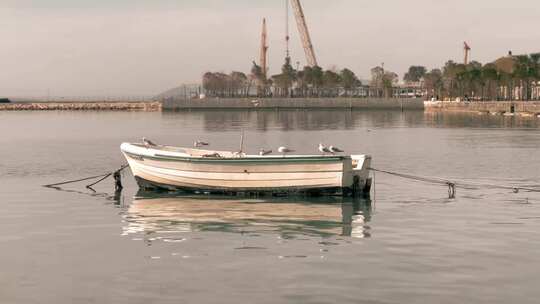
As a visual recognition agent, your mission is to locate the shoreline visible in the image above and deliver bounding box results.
[0,98,426,111]
[424,101,540,117]
[2,99,539,118]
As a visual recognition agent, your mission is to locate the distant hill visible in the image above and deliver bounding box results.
[155,84,201,100]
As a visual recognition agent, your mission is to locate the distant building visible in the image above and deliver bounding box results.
[392,85,425,98]
[0,98,11,103]
[493,51,517,74]
[492,51,539,100]
[403,80,425,89]
[393,79,426,98]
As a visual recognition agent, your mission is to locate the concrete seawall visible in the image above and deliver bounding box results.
[0,101,161,111]
[425,101,540,115]
[162,97,424,110]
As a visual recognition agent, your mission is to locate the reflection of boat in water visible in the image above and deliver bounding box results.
[120,143,372,196]
[122,192,372,239]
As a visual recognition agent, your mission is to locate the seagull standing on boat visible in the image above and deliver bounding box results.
[318,143,331,155]
[329,145,344,154]
[142,137,157,148]
[194,140,209,148]
[278,146,294,156]
[259,149,272,156]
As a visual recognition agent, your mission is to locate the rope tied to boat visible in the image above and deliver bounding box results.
[43,164,129,189]
[369,167,540,198]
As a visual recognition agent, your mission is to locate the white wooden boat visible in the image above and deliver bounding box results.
[120,143,372,196]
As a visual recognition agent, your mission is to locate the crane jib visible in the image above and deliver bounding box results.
[289,0,318,67]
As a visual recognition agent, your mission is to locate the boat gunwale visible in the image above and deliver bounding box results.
[121,143,352,164]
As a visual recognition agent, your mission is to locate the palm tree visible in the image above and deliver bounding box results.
[466,61,483,100]
[322,70,341,97]
[513,55,532,100]
[311,66,324,96]
[202,72,216,96]
[424,69,443,99]
[531,53,540,100]
[230,71,248,97]
[442,60,460,99]
[481,64,499,100]
[403,66,427,84]
[281,57,297,97]
[250,61,265,97]
[340,68,361,97]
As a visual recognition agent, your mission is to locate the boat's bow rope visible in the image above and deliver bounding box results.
[43,164,129,190]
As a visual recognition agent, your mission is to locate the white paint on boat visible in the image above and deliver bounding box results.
[120,143,371,194]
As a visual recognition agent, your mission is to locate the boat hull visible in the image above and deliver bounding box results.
[121,143,371,196]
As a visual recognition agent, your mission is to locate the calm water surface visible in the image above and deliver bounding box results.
[1,110,540,303]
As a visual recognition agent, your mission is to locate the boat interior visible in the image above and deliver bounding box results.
[132,143,239,158]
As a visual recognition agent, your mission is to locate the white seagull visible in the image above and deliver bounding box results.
[259,149,272,156]
[194,140,209,147]
[142,137,157,148]
[318,143,332,155]
[329,145,344,154]
[278,146,295,156]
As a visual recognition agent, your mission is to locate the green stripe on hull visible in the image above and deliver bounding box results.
[125,152,345,164]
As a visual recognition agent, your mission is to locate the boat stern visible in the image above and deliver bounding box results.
[344,155,372,196]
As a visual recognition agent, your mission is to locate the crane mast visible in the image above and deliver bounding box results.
[260,18,268,79]
[289,0,318,67]
[464,42,471,65]
[285,0,290,59]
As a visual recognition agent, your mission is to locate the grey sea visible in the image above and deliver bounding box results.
[1,110,540,304]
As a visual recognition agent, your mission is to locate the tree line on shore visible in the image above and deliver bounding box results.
[202,52,540,100]
[419,52,540,101]
[203,58,366,98]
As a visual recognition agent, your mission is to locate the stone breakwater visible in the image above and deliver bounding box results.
[0,101,162,111]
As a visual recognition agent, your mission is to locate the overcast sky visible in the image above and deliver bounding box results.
[1,0,539,97]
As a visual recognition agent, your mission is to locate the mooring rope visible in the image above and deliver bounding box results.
[43,164,129,188]
[369,168,540,194]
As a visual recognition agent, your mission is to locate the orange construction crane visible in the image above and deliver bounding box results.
[260,18,268,79]
[464,42,471,65]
